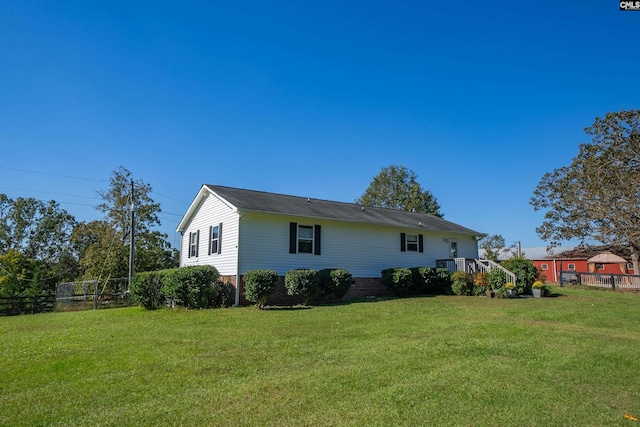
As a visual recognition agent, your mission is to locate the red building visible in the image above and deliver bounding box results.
[491,246,636,283]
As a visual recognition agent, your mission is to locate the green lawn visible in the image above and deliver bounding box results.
[1,286,639,426]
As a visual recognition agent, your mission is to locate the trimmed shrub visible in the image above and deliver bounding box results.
[501,257,537,295]
[451,271,472,296]
[410,267,452,295]
[162,265,220,309]
[431,267,453,294]
[381,268,413,296]
[130,271,165,310]
[244,270,278,309]
[284,269,319,305]
[318,269,353,301]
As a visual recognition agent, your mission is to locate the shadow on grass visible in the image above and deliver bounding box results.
[261,305,313,311]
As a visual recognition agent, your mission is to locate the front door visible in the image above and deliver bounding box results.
[450,241,458,258]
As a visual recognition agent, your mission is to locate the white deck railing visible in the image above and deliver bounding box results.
[436,258,517,286]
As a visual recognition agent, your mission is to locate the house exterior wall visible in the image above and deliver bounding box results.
[237,211,479,277]
[179,193,239,276]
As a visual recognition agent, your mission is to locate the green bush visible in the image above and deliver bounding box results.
[410,267,452,295]
[318,269,353,301]
[501,257,537,295]
[162,265,220,309]
[284,269,319,305]
[381,268,413,296]
[485,268,507,290]
[130,271,165,310]
[244,270,279,309]
[451,271,472,296]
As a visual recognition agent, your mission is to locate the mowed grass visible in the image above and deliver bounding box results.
[1,287,640,426]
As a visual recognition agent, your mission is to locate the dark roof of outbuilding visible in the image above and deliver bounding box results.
[204,184,482,235]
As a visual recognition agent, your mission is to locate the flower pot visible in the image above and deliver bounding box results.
[507,289,517,298]
[486,289,494,298]
[532,288,543,298]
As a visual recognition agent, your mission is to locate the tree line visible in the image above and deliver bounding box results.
[0,166,178,298]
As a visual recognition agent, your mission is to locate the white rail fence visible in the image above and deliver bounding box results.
[569,272,640,290]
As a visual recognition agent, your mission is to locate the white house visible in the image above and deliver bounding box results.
[176,185,484,305]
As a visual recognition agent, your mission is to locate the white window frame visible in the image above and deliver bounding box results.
[568,263,575,270]
[628,263,634,270]
[406,234,418,252]
[298,224,314,254]
[596,263,605,270]
[540,263,549,270]
[189,232,198,257]
[210,225,219,255]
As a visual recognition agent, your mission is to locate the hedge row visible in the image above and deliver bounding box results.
[381,267,452,296]
[244,268,354,309]
[130,265,230,310]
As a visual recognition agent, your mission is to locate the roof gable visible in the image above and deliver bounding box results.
[177,184,482,236]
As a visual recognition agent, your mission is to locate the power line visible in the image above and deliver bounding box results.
[150,191,189,205]
[0,166,106,182]
[0,186,102,201]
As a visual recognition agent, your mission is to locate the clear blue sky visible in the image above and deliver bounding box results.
[1,1,638,250]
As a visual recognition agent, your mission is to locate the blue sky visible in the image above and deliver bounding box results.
[1,1,638,250]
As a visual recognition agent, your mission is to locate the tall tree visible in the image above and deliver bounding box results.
[356,165,443,217]
[479,234,506,261]
[530,109,640,272]
[78,166,177,280]
[0,194,76,265]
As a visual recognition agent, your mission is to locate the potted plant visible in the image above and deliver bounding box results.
[505,282,517,298]
[532,281,544,298]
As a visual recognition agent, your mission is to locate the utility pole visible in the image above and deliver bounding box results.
[128,179,135,287]
[517,241,521,258]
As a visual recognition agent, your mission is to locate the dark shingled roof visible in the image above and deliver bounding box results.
[206,185,482,235]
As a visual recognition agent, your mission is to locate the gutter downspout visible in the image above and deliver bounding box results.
[234,211,245,307]
[553,259,557,283]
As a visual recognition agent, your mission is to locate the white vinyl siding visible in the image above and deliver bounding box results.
[180,194,239,276]
[238,212,479,277]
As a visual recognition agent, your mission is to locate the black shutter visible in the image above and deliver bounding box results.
[419,234,424,253]
[218,222,223,254]
[195,230,200,257]
[208,226,212,255]
[400,233,406,252]
[187,232,192,258]
[289,222,297,254]
[314,224,321,256]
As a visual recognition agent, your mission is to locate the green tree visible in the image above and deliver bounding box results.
[77,167,177,280]
[356,165,442,217]
[530,109,640,272]
[0,194,77,284]
[0,250,45,297]
[479,234,505,261]
[0,195,76,263]
[72,220,128,280]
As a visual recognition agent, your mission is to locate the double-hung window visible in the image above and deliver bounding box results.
[289,222,321,255]
[188,231,199,258]
[400,233,424,253]
[406,234,418,252]
[209,223,222,255]
[297,225,314,254]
